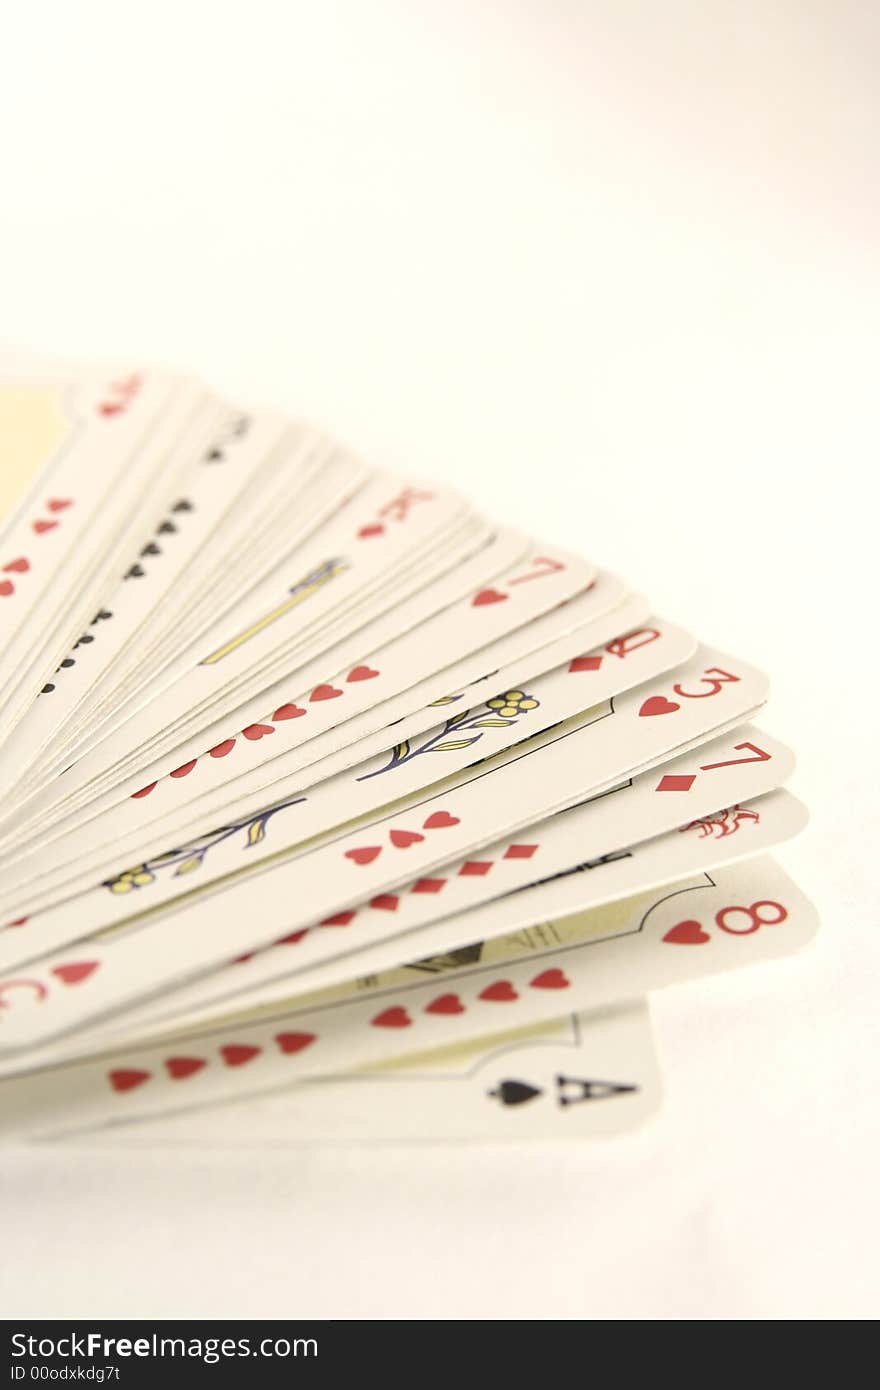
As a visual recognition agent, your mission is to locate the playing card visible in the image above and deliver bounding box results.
[0,533,606,913]
[0,524,534,823]
[0,612,694,938]
[58,1003,660,1145]
[0,855,817,1134]
[0,643,768,1051]
[0,517,497,850]
[75,428,371,745]
[0,408,297,795]
[0,366,211,730]
[0,357,177,613]
[101,743,799,1039]
[1,475,486,827]
[255,787,808,1009]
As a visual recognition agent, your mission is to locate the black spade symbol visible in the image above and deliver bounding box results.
[157,520,177,535]
[172,498,193,512]
[140,541,161,557]
[125,564,144,579]
[488,1079,543,1108]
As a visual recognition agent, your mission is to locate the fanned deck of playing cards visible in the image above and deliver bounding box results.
[0,354,817,1143]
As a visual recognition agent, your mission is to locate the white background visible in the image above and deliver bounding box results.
[1,0,878,1320]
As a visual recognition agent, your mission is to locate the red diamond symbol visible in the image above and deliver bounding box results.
[655,773,696,792]
[568,654,602,672]
[411,877,446,894]
[459,860,492,876]
[503,844,537,860]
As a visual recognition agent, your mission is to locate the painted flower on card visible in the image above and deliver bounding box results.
[99,794,307,897]
[105,865,155,894]
[357,689,542,780]
[486,690,540,719]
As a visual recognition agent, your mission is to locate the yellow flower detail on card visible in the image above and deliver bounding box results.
[486,690,540,719]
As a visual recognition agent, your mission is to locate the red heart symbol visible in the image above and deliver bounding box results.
[272,703,306,720]
[346,845,381,865]
[423,811,460,830]
[3,557,29,573]
[347,665,379,682]
[310,684,342,701]
[479,980,518,1002]
[220,1043,261,1067]
[108,1068,150,1092]
[357,523,385,538]
[530,968,570,990]
[32,519,57,534]
[131,782,156,798]
[47,498,72,512]
[371,1006,411,1028]
[389,828,424,848]
[0,580,13,597]
[321,910,356,926]
[425,993,465,1015]
[99,401,124,416]
[165,1056,206,1080]
[276,929,308,945]
[639,695,680,717]
[6,917,28,928]
[370,893,399,911]
[568,654,602,672]
[208,739,236,758]
[170,759,197,778]
[242,722,274,740]
[663,918,710,945]
[276,1031,316,1054]
[472,587,508,607]
[51,961,98,985]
